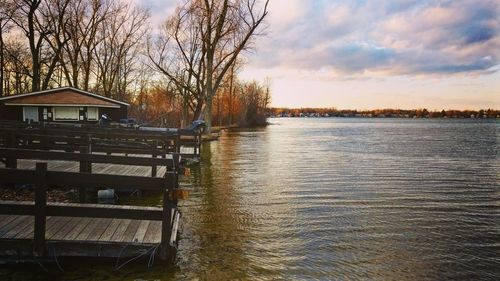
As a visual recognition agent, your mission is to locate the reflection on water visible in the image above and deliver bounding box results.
[1,118,498,280]
[176,118,499,280]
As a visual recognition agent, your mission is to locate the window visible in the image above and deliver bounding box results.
[53,107,79,121]
[23,107,39,122]
[87,107,98,121]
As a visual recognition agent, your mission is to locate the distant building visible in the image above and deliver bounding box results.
[0,87,129,123]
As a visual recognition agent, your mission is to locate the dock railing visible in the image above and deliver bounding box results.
[0,120,202,160]
[0,155,181,260]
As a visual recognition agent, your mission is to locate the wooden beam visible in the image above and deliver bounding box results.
[78,147,90,203]
[160,172,177,260]
[0,168,36,183]
[33,163,47,257]
[46,171,166,191]
[0,202,34,215]
[46,205,163,220]
[0,168,171,191]
[0,201,164,221]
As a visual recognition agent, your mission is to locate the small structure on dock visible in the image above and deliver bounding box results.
[0,87,129,123]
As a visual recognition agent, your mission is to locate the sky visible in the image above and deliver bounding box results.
[140,0,500,110]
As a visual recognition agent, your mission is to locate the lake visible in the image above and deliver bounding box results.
[2,118,499,280]
[174,118,499,280]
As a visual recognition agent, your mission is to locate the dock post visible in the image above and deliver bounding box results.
[197,131,201,157]
[78,146,91,202]
[152,141,158,177]
[34,163,47,257]
[86,135,92,154]
[160,172,176,261]
[176,134,181,154]
[172,153,180,175]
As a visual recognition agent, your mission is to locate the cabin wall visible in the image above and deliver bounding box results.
[0,102,22,120]
[0,104,128,124]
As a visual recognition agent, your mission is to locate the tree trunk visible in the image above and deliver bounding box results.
[28,8,41,92]
[217,93,221,127]
[71,56,78,88]
[83,57,91,91]
[181,94,188,128]
[192,100,203,123]
[204,94,213,133]
[228,64,234,126]
[0,21,4,97]
[205,45,214,132]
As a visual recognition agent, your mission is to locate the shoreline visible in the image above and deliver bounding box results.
[268,115,499,119]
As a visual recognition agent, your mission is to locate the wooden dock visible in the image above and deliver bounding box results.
[0,206,175,261]
[0,122,196,264]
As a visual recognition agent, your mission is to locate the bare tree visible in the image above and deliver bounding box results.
[239,79,269,126]
[93,2,149,100]
[3,36,32,95]
[0,0,13,96]
[9,0,71,92]
[148,3,206,127]
[149,0,269,132]
[59,0,108,89]
[40,0,71,89]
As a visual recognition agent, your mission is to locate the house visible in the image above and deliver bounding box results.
[0,87,129,123]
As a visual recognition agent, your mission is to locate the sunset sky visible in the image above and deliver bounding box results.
[142,0,500,110]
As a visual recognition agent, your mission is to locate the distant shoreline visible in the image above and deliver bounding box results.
[268,108,499,119]
[269,115,499,119]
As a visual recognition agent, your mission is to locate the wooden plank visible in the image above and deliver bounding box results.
[46,204,163,220]
[46,171,166,191]
[40,216,63,239]
[63,217,92,241]
[0,215,30,237]
[133,220,150,243]
[0,215,17,229]
[0,148,174,167]
[0,167,169,191]
[46,217,73,239]
[51,217,83,240]
[74,218,102,241]
[0,216,23,238]
[17,216,55,239]
[85,218,112,242]
[120,219,141,242]
[0,201,34,215]
[1,216,32,239]
[98,219,122,241]
[12,216,36,239]
[109,219,132,242]
[143,220,162,244]
[0,169,36,184]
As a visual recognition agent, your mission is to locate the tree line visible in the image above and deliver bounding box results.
[0,0,270,131]
[270,108,500,119]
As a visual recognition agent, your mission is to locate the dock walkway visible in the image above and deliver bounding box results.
[0,122,195,264]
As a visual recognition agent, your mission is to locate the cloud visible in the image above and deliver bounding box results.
[267,0,308,30]
[134,0,177,27]
[248,0,500,78]
[141,0,500,78]
[463,24,496,44]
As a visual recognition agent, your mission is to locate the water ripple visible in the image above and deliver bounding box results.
[176,118,500,280]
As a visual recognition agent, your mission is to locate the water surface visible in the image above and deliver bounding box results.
[175,118,499,280]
